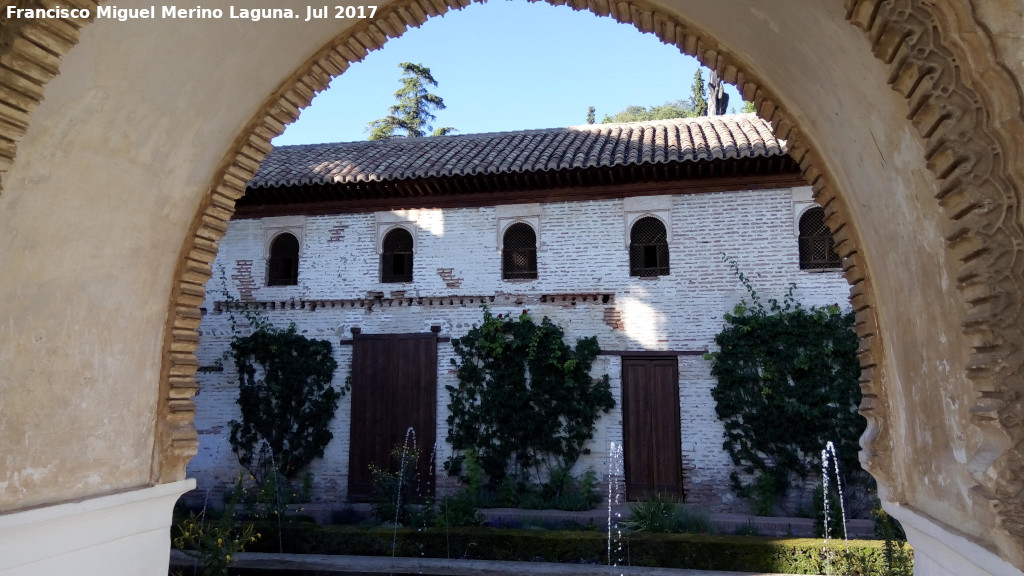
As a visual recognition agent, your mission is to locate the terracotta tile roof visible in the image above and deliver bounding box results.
[249,114,787,189]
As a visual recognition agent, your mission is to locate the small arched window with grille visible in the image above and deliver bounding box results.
[267,232,300,286]
[629,216,669,277]
[381,227,414,283]
[502,222,538,280]
[798,207,841,269]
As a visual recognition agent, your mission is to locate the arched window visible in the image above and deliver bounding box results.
[381,227,414,283]
[629,216,669,277]
[267,232,299,286]
[502,222,538,280]
[798,207,841,269]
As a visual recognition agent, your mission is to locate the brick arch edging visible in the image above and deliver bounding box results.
[153,0,892,492]
[1,0,1022,558]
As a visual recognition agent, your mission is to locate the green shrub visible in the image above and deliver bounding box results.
[673,505,715,535]
[369,443,422,524]
[436,493,483,528]
[172,482,260,576]
[248,523,911,574]
[706,258,866,514]
[624,493,715,535]
[446,308,614,488]
[227,321,344,483]
[623,492,676,533]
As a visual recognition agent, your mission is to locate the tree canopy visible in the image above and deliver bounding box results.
[601,68,762,122]
[368,62,455,140]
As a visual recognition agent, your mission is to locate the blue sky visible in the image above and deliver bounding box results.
[275,0,744,145]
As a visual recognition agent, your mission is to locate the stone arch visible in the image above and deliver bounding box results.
[150,0,888,501]
[1,0,1023,571]
[142,2,1024,554]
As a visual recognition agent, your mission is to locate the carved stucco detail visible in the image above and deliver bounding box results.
[848,0,1024,561]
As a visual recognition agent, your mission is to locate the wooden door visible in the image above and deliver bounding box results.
[348,332,437,501]
[621,356,683,500]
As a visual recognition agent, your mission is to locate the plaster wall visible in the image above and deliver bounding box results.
[0,0,352,512]
[0,0,1022,573]
[188,188,850,511]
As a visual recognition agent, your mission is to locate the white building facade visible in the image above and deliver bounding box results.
[187,115,852,513]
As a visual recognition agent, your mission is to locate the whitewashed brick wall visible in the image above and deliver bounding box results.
[187,186,852,513]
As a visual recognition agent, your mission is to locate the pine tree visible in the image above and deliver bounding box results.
[691,68,708,117]
[368,62,455,140]
[586,106,596,125]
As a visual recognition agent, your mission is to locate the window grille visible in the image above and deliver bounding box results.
[502,223,538,280]
[381,227,414,283]
[267,233,299,286]
[630,216,669,277]
[798,207,841,269]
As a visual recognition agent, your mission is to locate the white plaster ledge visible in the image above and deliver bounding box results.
[0,479,194,576]
[882,500,1023,576]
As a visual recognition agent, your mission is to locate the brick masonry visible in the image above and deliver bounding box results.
[187,186,851,513]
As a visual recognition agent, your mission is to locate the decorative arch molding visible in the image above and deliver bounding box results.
[17,0,1024,551]
[845,0,1024,557]
[151,0,889,496]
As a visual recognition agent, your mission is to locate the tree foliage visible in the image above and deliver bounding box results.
[705,259,864,514]
[228,323,344,482]
[446,308,615,486]
[602,100,698,123]
[368,62,454,140]
[691,68,708,117]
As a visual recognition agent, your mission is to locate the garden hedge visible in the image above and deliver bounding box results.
[248,523,910,574]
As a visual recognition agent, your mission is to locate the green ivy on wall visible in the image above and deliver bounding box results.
[705,259,865,515]
[228,322,345,481]
[446,308,615,486]
[215,265,347,485]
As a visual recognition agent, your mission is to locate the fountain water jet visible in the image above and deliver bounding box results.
[821,440,849,575]
[607,442,625,575]
[393,426,417,556]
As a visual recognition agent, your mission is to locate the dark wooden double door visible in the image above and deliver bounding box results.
[348,332,437,501]
[622,356,683,500]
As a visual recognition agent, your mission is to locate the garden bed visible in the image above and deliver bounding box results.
[237,523,908,575]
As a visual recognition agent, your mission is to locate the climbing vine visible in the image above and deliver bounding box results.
[446,308,614,487]
[219,269,346,483]
[705,259,865,514]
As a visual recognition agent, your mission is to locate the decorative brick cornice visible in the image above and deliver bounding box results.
[211,291,615,314]
[847,0,1024,565]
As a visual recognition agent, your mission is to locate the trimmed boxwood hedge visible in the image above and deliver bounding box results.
[248,523,910,575]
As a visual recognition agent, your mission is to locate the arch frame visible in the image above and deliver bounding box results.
[0,0,1022,567]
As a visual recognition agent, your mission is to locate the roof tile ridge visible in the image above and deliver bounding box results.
[506,131,544,173]
[583,125,612,168]
[711,115,741,160]
[687,120,707,161]
[625,124,642,165]
[612,125,632,165]
[537,130,571,171]
[428,137,469,178]
[734,115,767,159]
[464,133,499,174]
[559,129,591,170]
